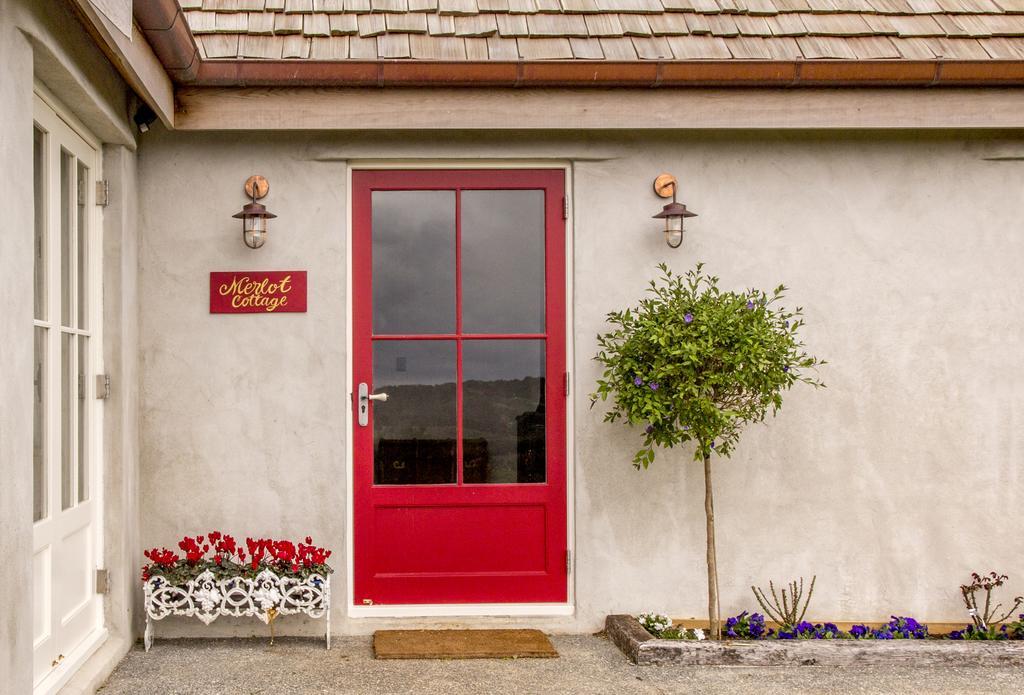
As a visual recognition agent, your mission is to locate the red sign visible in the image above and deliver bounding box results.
[210,271,307,314]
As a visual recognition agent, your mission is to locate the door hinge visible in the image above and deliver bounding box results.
[96,374,111,400]
[564,371,570,397]
[96,180,110,207]
[565,550,572,575]
[562,197,568,220]
[96,568,109,594]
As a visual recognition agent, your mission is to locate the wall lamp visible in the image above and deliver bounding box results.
[652,173,697,249]
[233,175,277,249]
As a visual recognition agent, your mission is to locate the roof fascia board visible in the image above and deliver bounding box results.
[174,86,1024,130]
[68,0,174,128]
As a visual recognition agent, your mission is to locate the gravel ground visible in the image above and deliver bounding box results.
[98,634,1024,695]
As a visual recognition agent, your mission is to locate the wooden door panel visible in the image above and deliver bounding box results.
[352,169,567,606]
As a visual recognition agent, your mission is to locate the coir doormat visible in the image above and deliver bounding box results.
[373,629,559,660]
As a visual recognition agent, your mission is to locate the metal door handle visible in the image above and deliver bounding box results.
[358,383,388,426]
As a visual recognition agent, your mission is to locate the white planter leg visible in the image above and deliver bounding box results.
[144,615,153,652]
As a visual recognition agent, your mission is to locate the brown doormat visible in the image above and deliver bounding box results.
[373,629,558,660]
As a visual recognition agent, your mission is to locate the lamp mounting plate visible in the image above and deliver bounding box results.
[653,173,677,199]
[244,175,270,200]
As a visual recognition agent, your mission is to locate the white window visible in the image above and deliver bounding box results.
[32,88,105,695]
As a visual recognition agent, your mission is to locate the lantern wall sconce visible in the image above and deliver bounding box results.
[233,175,277,249]
[652,173,698,249]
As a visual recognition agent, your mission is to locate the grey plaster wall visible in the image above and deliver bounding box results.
[136,127,1024,636]
[102,143,141,645]
[0,2,37,690]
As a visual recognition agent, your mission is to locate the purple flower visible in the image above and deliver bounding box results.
[649,382,659,391]
[746,300,755,310]
[710,441,716,448]
[782,365,790,373]
[645,424,654,434]
[633,376,643,386]
[684,313,693,324]
[784,320,790,328]
[849,625,869,639]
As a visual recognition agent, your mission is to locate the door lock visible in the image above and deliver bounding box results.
[357,383,389,427]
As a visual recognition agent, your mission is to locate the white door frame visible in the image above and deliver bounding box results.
[344,160,576,619]
[32,83,107,695]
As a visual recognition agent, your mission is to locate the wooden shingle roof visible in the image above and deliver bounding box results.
[178,0,1024,62]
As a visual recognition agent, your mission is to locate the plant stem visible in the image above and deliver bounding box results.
[703,453,721,640]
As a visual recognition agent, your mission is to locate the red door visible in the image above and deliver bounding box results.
[352,169,567,605]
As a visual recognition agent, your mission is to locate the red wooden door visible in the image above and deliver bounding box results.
[352,169,567,605]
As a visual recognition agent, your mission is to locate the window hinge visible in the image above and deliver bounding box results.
[562,197,568,220]
[96,180,109,207]
[96,568,109,594]
[566,550,572,575]
[96,374,111,400]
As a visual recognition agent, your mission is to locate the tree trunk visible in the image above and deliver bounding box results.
[703,454,721,640]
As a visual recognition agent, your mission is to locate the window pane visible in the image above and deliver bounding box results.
[463,340,546,484]
[33,327,47,521]
[373,340,457,485]
[78,336,88,503]
[33,127,46,321]
[77,161,88,330]
[61,332,75,510]
[372,191,455,335]
[60,150,73,327]
[461,190,545,334]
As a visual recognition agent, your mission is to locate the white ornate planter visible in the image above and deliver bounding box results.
[144,569,331,651]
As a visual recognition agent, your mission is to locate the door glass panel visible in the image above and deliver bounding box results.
[60,150,73,327]
[462,340,546,484]
[61,332,75,510]
[33,327,46,521]
[77,161,89,330]
[78,336,89,503]
[461,190,545,334]
[372,191,455,335]
[33,127,46,321]
[373,340,457,485]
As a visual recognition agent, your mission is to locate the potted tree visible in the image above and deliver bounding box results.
[592,263,824,639]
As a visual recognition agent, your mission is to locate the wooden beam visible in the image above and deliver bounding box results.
[70,0,175,128]
[174,86,1024,131]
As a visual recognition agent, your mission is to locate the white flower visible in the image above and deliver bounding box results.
[693,628,706,641]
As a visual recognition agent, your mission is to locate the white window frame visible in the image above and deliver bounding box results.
[344,160,576,619]
[32,82,107,695]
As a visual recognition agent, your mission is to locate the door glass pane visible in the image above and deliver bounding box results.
[33,127,46,321]
[77,161,89,330]
[372,190,455,335]
[373,340,456,485]
[33,327,46,521]
[61,332,75,510]
[462,190,545,334]
[78,336,89,503]
[463,340,546,484]
[60,150,73,327]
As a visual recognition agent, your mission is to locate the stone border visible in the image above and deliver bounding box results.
[605,615,1024,666]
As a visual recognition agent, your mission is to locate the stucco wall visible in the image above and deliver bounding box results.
[0,3,37,690]
[136,127,1024,636]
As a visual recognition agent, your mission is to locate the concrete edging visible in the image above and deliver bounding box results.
[605,614,1024,666]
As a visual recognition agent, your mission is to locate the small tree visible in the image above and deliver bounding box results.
[592,263,824,639]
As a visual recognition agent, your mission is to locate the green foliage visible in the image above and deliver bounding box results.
[592,263,824,468]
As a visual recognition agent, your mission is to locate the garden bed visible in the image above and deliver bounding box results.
[605,615,1024,667]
